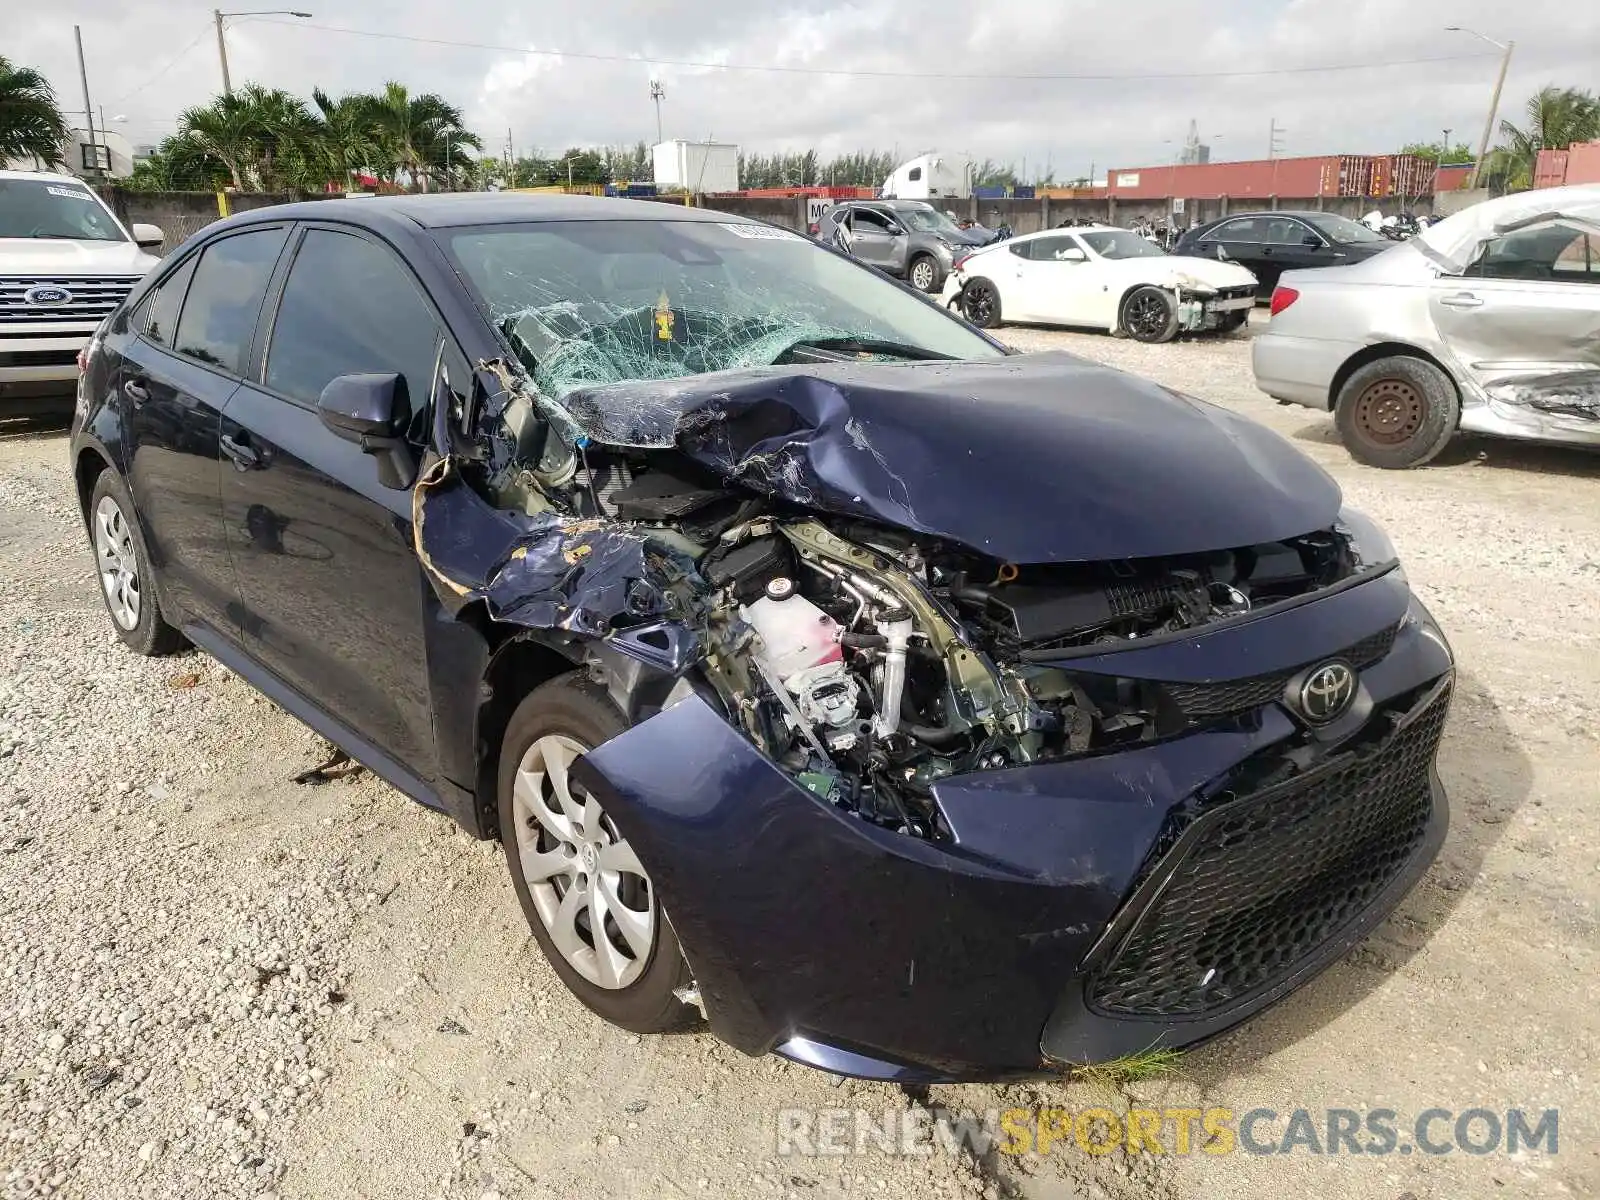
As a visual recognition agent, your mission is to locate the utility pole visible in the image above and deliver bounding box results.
[73,26,100,181]
[1469,41,1514,189]
[214,10,233,95]
[1267,117,1286,160]
[649,80,665,146]
[506,128,516,188]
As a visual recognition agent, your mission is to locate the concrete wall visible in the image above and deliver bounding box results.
[93,188,327,255]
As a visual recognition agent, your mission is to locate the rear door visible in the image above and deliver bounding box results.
[219,223,456,777]
[1429,218,1600,413]
[119,225,290,637]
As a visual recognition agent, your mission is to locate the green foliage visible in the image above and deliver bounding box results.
[0,55,71,166]
[132,81,480,194]
[1398,141,1477,164]
[1493,86,1600,190]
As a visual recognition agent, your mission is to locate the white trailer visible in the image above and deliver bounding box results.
[652,140,741,194]
[881,153,971,200]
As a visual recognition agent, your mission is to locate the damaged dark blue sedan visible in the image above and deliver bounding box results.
[71,194,1454,1082]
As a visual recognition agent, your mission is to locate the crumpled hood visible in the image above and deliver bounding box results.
[1159,255,1259,289]
[562,351,1342,563]
[0,237,158,274]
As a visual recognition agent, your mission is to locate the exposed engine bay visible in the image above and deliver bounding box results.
[476,435,1363,840]
[415,346,1382,843]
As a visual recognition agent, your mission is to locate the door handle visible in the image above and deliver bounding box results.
[219,432,263,470]
[1440,292,1484,309]
[123,379,149,406]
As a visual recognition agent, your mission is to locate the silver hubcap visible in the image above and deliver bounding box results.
[512,734,656,990]
[911,260,934,289]
[93,495,141,630]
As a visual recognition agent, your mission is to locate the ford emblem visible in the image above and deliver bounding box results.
[23,285,73,306]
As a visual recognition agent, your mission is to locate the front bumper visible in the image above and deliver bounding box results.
[572,571,1453,1081]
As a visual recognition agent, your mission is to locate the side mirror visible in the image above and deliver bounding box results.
[318,372,416,490]
[884,222,904,237]
[131,223,165,250]
[1058,247,1088,263]
[1301,233,1322,247]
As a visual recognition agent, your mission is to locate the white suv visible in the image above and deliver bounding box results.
[1,170,164,415]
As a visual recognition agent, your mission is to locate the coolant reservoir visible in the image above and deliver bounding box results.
[741,578,843,681]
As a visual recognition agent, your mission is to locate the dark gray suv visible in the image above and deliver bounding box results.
[815,200,994,292]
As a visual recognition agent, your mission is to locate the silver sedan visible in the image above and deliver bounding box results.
[1252,184,1600,468]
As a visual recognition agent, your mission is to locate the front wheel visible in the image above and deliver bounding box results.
[1120,286,1179,343]
[497,675,697,1033]
[962,279,1002,328]
[907,254,940,293]
[1334,356,1460,469]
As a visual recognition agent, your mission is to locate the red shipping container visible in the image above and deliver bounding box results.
[1107,155,1336,200]
[1566,141,1600,185]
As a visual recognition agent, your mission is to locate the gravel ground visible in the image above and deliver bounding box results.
[3,316,1598,1200]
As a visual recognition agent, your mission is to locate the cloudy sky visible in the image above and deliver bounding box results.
[8,0,1591,178]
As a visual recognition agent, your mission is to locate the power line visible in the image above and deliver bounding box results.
[254,19,1497,82]
[107,23,214,107]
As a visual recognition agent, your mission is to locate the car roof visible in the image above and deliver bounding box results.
[217,192,755,231]
[1203,210,1326,222]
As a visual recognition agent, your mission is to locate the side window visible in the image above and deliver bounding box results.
[1216,218,1262,242]
[173,228,288,374]
[264,228,442,410]
[1009,241,1032,258]
[908,166,922,182]
[1466,221,1600,284]
[853,208,893,233]
[138,256,197,348]
[1023,236,1079,261]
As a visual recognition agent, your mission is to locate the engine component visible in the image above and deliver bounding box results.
[705,536,792,603]
[790,663,863,730]
[742,583,843,680]
[611,471,735,521]
[873,607,914,738]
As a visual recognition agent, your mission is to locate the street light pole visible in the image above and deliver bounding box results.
[1447,26,1514,190]
[213,10,314,96]
[74,26,100,180]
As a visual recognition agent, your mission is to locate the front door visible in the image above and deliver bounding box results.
[219,224,451,777]
[847,208,908,273]
[1429,217,1600,419]
[1197,217,1272,296]
[119,225,290,636]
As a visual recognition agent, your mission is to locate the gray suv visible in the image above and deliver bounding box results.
[815,200,994,292]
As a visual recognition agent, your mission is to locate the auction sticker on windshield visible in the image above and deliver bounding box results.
[47,187,93,200]
[719,223,804,242]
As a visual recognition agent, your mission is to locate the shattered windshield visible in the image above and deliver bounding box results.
[444,218,1002,440]
[897,207,963,234]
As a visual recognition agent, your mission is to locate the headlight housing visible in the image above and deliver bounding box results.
[1335,505,1400,572]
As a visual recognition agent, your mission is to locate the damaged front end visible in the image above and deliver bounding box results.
[409,257,1451,1076]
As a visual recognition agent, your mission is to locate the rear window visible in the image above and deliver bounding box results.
[173,228,288,375]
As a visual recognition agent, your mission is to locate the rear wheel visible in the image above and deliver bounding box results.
[1334,356,1460,469]
[962,279,1002,328]
[87,471,186,656]
[908,254,939,293]
[497,675,697,1034]
[1120,286,1179,343]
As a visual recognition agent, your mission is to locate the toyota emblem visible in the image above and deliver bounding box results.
[23,285,73,306]
[1298,661,1357,724]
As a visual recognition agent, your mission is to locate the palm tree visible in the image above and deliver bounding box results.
[178,92,258,190]
[306,88,381,189]
[1495,86,1600,190]
[368,81,477,191]
[234,85,313,191]
[0,56,70,167]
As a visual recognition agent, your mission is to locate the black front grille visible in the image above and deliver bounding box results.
[1089,680,1450,1018]
[0,349,78,368]
[1162,621,1398,722]
[0,275,142,325]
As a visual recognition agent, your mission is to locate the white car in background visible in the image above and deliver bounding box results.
[1,170,164,415]
[941,225,1258,343]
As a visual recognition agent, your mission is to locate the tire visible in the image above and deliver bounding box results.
[497,674,697,1034]
[907,254,940,293]
[962,279,1002,328]
[87,470,186,656]
[1334,356,1460,469]
[1119,285,1179,343]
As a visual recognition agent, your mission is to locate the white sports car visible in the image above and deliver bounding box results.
[941,225,1259,343]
